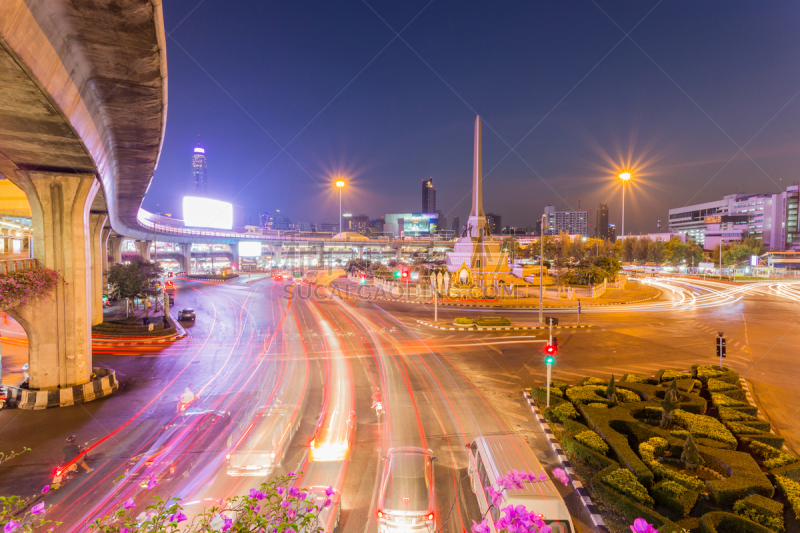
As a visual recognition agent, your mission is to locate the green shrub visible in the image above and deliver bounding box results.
[603,468,654,506]
[648,437,669,456]
[671,429,689,439]
[720,388,748,402]
[550,380,569,392]
[582,377,608,386]
[633,405,664,419]
[653,480,698,518]
[615,388,641,403]
[566,385,610,405]
[639,442,704,491]
[748,440,798,470]
[590,464,682,532]
[740,434,786,450]
[587,402,608,409]
[476,316,511,326]
[673,409,737,448]
[727,420,771,434]
[562,418,590,435]
[718,406,759,422]
[698,512,776,533]
[530,386,564,405]
[711,392,748,408]
[453,317,474,325]
[695,365,733,383]
[624,374,655,384]
[574,430,609,455]
[562,435,615,470]
[660,370,690,381]
[707,378,737,392]
[775,475,800,520]
[733,495,784,532]
[702,447,774,508]
[552,402,579,421]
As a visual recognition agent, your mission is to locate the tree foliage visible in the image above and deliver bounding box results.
[108,261,163,301]
[0,267,61,311]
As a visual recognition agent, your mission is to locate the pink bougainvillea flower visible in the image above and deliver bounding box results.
[471,518,490,533]
[249,488,265,500]
[41,485,50,494]
[121,528,129,533]
[276,486,285,496]
[168,512,187,523]
[325,486,335,497]
[4,519,21,533]
[552,468,570,486]
[146,474,159,489]
[221,516,233,532]
[323,498,332,508]
[123,498,135,510]
[31,502,46,515]
[630,518,659,533]
[485,486,504,507]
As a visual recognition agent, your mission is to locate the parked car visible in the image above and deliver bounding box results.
[376,447,437,533]
[178,308,196,321]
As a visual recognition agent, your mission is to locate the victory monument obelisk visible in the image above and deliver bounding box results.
[446,116,509,289]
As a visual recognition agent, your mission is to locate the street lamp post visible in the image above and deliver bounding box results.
[539,214,545,324]
[335,180,345,235]
[619,172,631,238]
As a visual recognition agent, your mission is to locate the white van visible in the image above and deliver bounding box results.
[467,436,575,533]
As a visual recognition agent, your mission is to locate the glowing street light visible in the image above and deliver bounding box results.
[335,180,346,236]
[619,172,631,238]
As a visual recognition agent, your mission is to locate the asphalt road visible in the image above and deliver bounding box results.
[0,274,798,533]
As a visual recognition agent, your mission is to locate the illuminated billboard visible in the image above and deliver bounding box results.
[238,241,262,257]
[183,197,233,229]
[384,213,438,237]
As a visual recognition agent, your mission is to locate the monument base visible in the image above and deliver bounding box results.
[446,236,509,279]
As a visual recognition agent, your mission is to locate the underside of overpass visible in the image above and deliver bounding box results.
[0,0,167,392]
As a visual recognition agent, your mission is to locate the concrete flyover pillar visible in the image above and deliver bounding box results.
[101,227,111,289]
[273,244,282,266]
[358,246,364,260]
[230,244,239,270]
[395,245,402,261]
[13,170,100,390]
[89,213,107,326]
[135,240,151,262]
[108,235,123,266]
[178,243,191,273]
[317,244,324,266]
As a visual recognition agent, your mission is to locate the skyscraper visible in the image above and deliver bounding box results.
[452,215,460,234]
[422,177,436,213]
[596,203,609,239]
[486,213,502,235]
[192,145,208,193]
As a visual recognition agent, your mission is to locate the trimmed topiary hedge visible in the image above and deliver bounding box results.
[748,440,798,470]
[562,435,615,470]
[674,409,737,448]
[476,316,511,326]
[530,386,564,405]
[702,447,774,508]
[733,494,784,532]
[718,406,759,423]
[453,317,475,325]
[639,442,704,491]
[551,402,579,421]
[615,388,641,403]
[574,430,609,455]
[653,480,699,518]
[603,468,654,506]
[711,392,749,408]
[622,373,657,385]
[698,512,775,533]
[566,385,611,405]
[707,378,737,392]
[740,434,786,450]
[774,475,800,520]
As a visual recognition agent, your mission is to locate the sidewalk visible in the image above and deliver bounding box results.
[328,278,660,308]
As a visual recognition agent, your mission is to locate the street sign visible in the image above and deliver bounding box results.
[544,317,558,326]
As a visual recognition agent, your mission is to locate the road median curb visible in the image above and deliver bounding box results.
[414,319,593,331]
[522,389,610,533]
[92,312,187,346]
[6,368,119,409]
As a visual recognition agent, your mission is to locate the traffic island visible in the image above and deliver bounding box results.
[415,318,593,332]
[523,365,796,533]
[92,309,187,346]
[5,367,118,409]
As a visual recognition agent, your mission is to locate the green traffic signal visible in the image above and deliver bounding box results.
[394,271,401,278]
[545,355,555,365]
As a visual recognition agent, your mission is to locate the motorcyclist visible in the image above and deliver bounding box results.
[177,387,195,412]
[63,435,93,473]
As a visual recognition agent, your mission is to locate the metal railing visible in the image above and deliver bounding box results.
[0,258,39,275]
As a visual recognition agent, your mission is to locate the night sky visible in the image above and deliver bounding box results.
[142,1,800,235]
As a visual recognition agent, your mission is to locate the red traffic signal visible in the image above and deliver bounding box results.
[401,270,409,279]
[168,272,173,278]
[544,344,557,356]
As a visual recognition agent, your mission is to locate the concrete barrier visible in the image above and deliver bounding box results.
[5,367,118,410]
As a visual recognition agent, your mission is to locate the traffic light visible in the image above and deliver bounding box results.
[717,336,726,358]
[401,270,409,279]
[168,272,173,278]
[394,270,401,279]
[544,344,556,356]
[359,275,367,285]
[544,355,555,365]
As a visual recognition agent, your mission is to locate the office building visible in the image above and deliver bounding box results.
[608,224,617,242]
[437,211,446,234]
[669,187,800,250]
[422,177,436,213]
[345,213,370,231]
[260,210,293,231]
[452,216,460,234]
[319,222,339,233]
[596,204,609,239]
[192,145,208,193]
[296,221,316,232]
[542,206,588,236]
[486,213,502,235]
